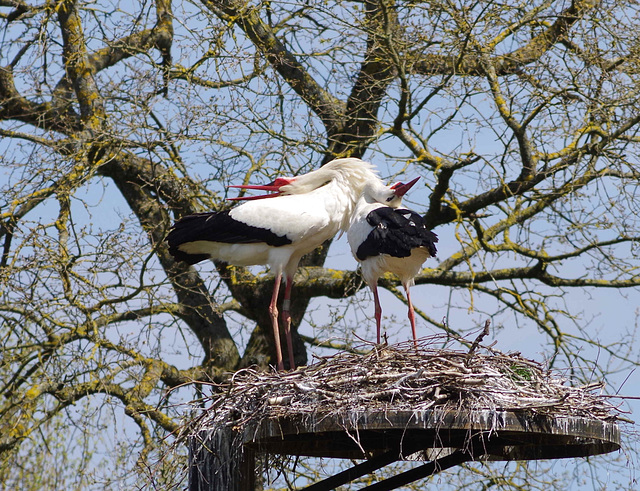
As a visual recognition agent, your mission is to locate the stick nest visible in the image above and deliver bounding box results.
[185,335,621,439]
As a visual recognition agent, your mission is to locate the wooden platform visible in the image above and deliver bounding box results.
[245,408,620,461]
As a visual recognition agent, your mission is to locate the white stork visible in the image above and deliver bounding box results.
[167,158,380,370]
[347,177,438,346]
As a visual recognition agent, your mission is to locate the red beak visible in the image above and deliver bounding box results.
[227,177,295,201]
[391,176,420,197]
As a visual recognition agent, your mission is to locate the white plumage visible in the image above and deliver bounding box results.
[167,158,381,370]
[348,178,438,345]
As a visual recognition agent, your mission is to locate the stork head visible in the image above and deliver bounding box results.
[365,176,420,208]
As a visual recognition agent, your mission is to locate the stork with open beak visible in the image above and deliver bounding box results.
[167,158,380,370]
[347,177,438,346]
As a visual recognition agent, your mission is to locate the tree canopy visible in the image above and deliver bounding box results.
[1,0,639,488]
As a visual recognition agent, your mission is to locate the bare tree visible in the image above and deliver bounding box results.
[1,0,638,487]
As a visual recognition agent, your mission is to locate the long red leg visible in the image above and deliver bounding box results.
[371,284,383,344]
[268,273,285,371]
[281,276,295,370]
[405,283,418,348]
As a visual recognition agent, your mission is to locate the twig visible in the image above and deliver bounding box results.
[466,319,491,364]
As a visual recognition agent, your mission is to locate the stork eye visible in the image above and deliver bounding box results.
[386,196,394,202]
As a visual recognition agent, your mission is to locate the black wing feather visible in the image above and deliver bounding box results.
[356,207,438,261]
[167,211,292,264]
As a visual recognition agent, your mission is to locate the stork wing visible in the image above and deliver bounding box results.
[356,207,438,261]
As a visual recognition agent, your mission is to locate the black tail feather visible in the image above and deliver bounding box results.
[166,212,218,265]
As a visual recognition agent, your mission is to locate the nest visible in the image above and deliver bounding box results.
[192,336,620,433]
[182,334,624,489]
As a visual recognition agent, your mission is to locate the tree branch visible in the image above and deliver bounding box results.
[411,0,599,77]
[203,0,344,133]
[57,0,106,127]
[327,0,399,158]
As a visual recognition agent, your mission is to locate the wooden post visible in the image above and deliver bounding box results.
[188,425,258,491]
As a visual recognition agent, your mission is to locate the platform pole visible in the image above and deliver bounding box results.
[189,426,258,491]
